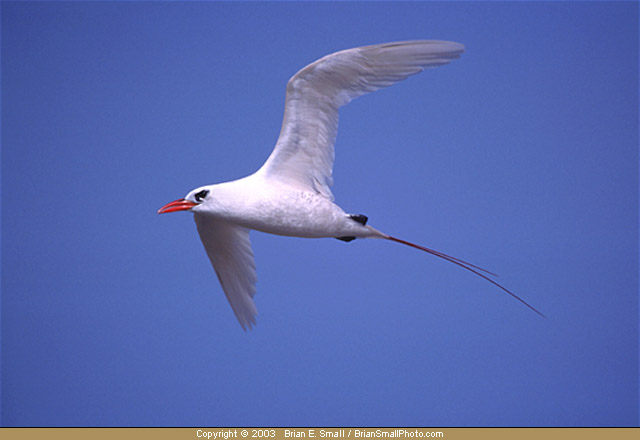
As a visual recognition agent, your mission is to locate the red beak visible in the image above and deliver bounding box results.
[157,198,197,214]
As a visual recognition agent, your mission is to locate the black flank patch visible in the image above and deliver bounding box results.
[349,214,368,225]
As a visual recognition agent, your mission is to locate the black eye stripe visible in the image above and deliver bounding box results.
[194,190,209,202]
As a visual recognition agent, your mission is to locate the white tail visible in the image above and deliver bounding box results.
[385,235,546,318]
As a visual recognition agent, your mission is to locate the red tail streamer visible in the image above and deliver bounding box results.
[386,235,546,318]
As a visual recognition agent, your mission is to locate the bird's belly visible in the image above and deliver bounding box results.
[229,191,359,238]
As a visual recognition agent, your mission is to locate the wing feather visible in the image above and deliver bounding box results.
[194,215,258,330]
[258,40,464,199]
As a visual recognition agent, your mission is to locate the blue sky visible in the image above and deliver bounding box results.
[2,1,638,427]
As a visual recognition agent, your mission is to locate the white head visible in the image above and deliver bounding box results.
[157,186,213,214]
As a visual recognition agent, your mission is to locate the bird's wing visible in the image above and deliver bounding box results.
[194,215,258,330]
[258,40,465,200]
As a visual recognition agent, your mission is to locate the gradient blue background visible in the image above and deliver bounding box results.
[2,1,638,427]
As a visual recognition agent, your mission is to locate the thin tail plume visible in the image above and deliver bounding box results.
[385,235,547,318]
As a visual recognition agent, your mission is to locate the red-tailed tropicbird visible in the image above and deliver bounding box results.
[158,40,545,329]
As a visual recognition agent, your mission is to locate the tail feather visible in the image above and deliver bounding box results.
[385,235,546,318]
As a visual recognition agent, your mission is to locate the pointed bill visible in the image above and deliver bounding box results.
[157,199,197,214]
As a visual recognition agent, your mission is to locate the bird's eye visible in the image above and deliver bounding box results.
[194,189,209,203]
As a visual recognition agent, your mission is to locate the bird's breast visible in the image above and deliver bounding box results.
[216,188,354,238]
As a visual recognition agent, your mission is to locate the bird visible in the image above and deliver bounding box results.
[158,40,545,330]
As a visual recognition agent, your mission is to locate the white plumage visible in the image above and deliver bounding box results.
[159,40,545,330]
[259,40,465,200]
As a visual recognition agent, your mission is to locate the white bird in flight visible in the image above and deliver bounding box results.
[158,40,545,329]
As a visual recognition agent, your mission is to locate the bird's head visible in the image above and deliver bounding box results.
[157,186,212,214]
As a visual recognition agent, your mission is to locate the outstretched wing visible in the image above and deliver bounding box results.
[258,40,465,200]
[194,215,258,330]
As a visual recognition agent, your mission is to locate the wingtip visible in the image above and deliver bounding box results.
[238,315,258,331]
